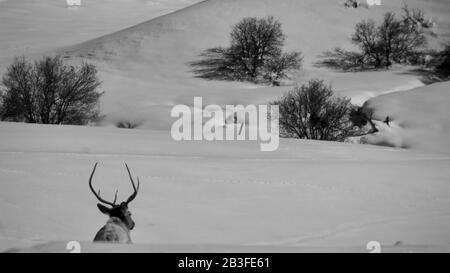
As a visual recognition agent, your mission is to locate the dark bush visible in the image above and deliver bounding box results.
[319,12,427,71]
[192,16,302,84]
[116,121,142,129]
[273,80,355,141]
[435,42,450,78]
[353,12,426,68]
[1,56,103,125]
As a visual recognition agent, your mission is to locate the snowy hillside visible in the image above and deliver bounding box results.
[54,0,450,129]
[0,0,201,63]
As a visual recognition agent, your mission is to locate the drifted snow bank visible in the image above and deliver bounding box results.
[362,81,450,154]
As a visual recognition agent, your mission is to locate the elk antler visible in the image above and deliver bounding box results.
[89,163,119,207]
[124,163,140,205]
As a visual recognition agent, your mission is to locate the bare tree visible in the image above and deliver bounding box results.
[1,56,103,125]
[229,16,285,79]
[352,19,384,67]
[352,12,426,68]
[273,80,354,141]
[192,16,302,83]
[1,57,37,122]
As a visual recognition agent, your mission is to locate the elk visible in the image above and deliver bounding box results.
[89,162,140,243]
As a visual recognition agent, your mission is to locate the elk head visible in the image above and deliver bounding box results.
[89,163,140,242]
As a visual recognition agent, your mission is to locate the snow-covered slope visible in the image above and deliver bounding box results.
[64,0,450,65]
[363,81,450,154]
[1,122,450,252]
[1,1,449,132]
[52,0,450,129]
[0,0,201,62]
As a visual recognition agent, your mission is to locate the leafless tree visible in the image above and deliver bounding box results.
[273,80,354,141]
[1,56,103,125]
[192,16,302,83]
[353,12,426,68]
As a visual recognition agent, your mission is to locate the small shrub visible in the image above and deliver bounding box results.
[116,121,142,129]
[273,80,355,141]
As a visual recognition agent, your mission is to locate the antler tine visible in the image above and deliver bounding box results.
[88,162,116,207]
[124,163,140,204]
[113,190,118,205]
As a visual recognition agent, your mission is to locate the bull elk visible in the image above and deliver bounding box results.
[89,162,140,243]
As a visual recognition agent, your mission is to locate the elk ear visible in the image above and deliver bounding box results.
[97,203,111,215]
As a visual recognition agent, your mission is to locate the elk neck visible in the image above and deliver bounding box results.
[107,216,130,231]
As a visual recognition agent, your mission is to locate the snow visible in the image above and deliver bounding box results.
[0,0,450,252]
[363,81,450,154]
[1,0,449,129]
[1,122,450,252]
[0,0,202,64]
[50,0,449,129]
